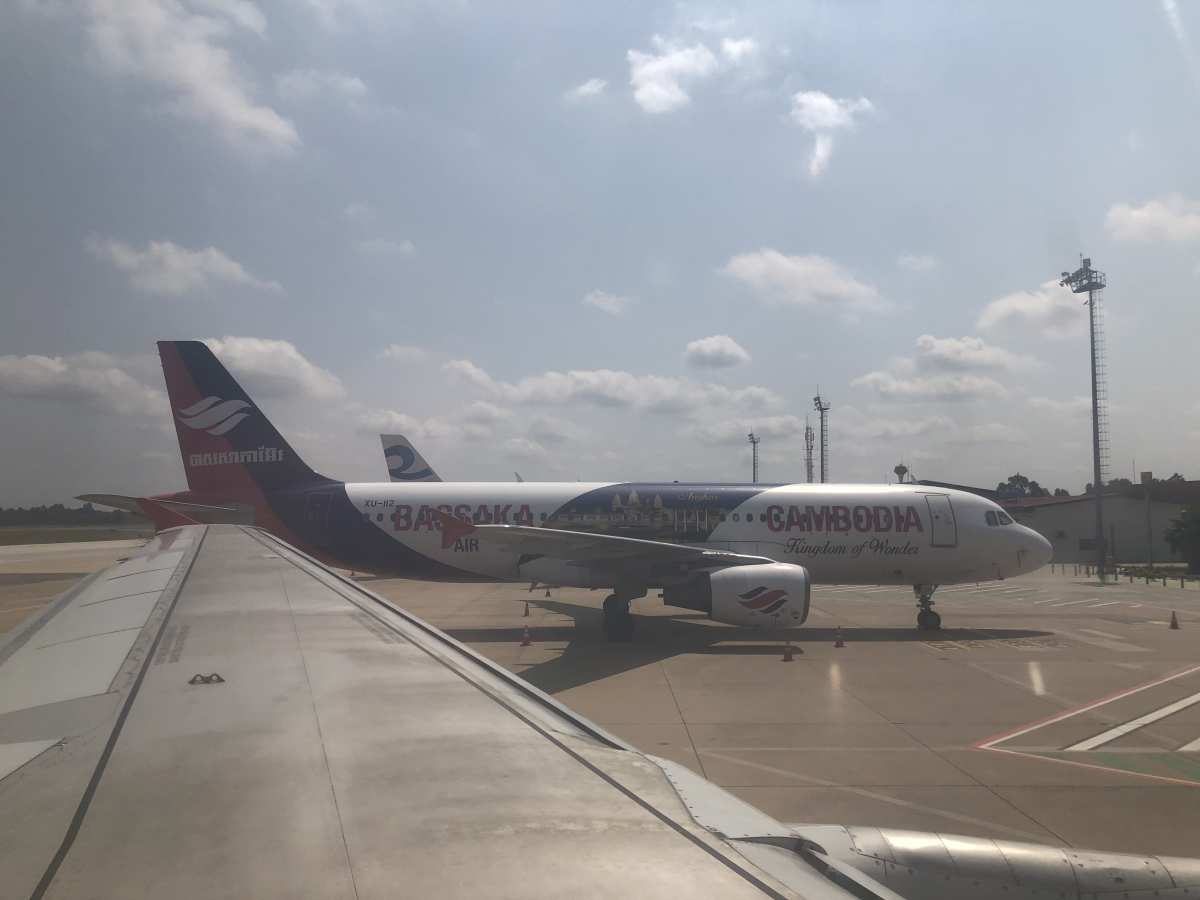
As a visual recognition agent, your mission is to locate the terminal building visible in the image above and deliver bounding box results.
[1001,480,1199,565]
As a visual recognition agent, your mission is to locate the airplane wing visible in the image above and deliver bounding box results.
[0,523,872,899]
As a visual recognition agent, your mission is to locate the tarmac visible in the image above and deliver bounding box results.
[3,540,1198,857]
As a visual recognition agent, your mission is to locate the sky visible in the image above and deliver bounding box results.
[2,0,1199,506]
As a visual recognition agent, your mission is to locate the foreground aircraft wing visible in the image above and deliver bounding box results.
[0,523,873,898]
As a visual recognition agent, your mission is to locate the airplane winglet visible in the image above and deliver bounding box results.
[136,497,201,531]
[431,509,476,549]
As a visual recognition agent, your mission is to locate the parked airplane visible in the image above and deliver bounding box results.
[6,521,1188,898]
[145,341,1051,640]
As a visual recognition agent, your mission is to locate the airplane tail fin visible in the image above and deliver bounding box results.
[380,434,441,482]
[158,341,332,501]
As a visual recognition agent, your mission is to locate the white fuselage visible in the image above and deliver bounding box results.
[345,481,1052,589]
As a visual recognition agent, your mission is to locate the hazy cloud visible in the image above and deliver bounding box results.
[914,335,1039,372]
[1028,395,1092,417]
[357,237,416,257]
[692,414,804,445]
[789,90,873,176]
[0,352,165,416]
[1106,194,1200,242]
[205,336,344,399]
[85,0,298,153]
[443,360,780,415]
[721,250,884,310]
[581,289,634,316]
[627,37,719,113]
[851,370,1008,401]
[379,344,429,363]
[564,78,607,102]
[86,236,283,296]
[976,279,1085,339]
[684,334,751,368]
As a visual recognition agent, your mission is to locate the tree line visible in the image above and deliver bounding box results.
[0,503,136,527]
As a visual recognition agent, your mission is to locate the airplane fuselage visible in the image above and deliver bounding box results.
[274,480,1053,589]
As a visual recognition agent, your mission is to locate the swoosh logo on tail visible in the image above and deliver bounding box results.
[177,396,251,436]
[385,445,433,480]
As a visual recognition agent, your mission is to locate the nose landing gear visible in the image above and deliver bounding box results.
[914,584,941,631]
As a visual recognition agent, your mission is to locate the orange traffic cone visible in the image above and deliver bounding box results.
[782,643,794,662]
[520,626,532,646]
[834,627,845,649]
[523,601,530,617]
[1170,611,1181,630]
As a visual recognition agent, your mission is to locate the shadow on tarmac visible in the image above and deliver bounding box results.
[444,598,1052,695]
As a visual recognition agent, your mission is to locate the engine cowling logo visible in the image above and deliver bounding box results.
[737,586,789,615]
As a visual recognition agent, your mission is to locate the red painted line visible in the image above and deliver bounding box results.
[974,662,1200,750]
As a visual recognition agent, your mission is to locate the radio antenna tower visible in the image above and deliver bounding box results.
[1060,255,1110,582]
[813,393,831,483]
[747,431,761,483]
[803,418,815,484]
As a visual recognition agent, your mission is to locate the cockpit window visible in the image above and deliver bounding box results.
[985,511,998,526]
[997,512,1013,525]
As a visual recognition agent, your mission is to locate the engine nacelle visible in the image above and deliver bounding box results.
[662,563,810,627]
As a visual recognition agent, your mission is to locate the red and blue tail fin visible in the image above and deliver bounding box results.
[158,341,331,502]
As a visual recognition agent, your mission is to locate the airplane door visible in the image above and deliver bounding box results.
[925,495,957,548]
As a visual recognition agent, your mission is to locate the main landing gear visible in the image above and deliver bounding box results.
[914,584,941,631]
[602,594,636,642]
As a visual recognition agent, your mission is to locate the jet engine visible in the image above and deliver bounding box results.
[662,563,810,627]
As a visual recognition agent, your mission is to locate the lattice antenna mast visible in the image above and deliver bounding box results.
[804,418,815,484]
[1060,255,1110,581]
[747,431,761,483]
[813,393,831,483]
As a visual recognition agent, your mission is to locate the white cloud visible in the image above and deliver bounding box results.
[789,90,873,177]
[581,290,634,316]
[276,68,367,103]
[720,37,757,65]
[1106,195,1200,242]
[343,201,374,224]
[976,279,1085,339]
[357,237,416,257]
[0,352,165,416]
[86,236,282,296]
[379,344,428,363]
[721,250,885,310]
[898,253,938,272]
[914,335,1039,372]
[851,370,1008,402]
[85,0,298,153]
[443,360,780,415]
[627,37,719,113]
[684,334,751,368]
[692,414,804,446]
[837,407,954,441]
[204,337,344,399]
[564,78,607,102]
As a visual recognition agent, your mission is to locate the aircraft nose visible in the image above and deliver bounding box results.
[1023,528,1053,571]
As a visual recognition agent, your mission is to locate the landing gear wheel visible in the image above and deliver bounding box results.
[602,594,635,643]
[917,609,941,631]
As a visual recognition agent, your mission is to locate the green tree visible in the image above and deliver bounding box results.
[996,473,1050,499]
[1053,488,1070,497]
[1166,508,1200,575]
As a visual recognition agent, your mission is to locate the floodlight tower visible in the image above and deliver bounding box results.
[747,431,761,483]
[804,418,815,484]
[1060,255,1110,582]
[813,393,831,483]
